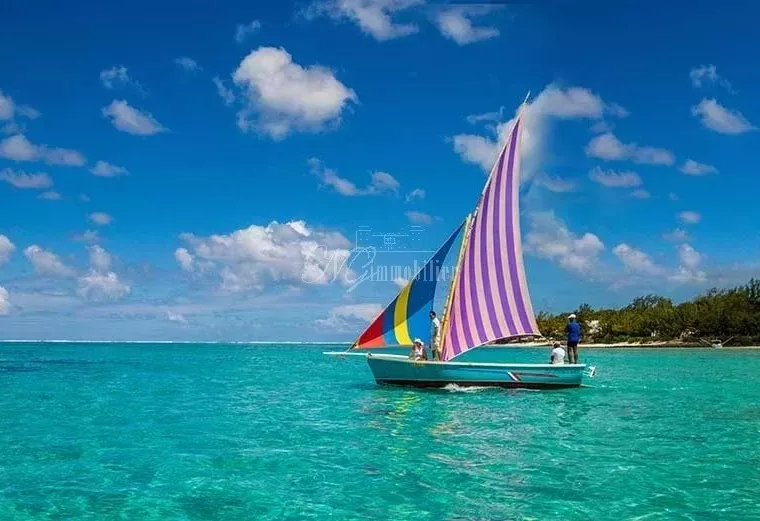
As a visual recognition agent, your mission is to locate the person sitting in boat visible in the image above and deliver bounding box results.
[550,342,566,365]
[410,338,427,361]
[429,311,442,360]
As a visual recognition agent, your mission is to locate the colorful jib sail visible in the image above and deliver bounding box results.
[440,110,541,362]
[351,222,465,349]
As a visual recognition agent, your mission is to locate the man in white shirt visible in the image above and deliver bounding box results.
[550,342,566,365]
[429,311,442,360]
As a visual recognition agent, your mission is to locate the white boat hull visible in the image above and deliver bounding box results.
[366,353,586,389]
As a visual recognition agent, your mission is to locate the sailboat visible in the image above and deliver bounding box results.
[362,98,591,389]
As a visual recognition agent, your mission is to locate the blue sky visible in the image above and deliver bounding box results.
[1,0,758,341]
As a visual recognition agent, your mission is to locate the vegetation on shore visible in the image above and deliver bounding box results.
[535,279,760,346]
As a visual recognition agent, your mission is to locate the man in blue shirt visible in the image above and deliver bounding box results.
[565,313,582,364]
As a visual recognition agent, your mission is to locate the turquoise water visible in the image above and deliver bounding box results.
[2,343,760,520]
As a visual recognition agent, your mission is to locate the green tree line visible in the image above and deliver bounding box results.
[535,279,760,346]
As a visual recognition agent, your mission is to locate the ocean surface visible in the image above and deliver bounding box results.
[2,342,759,521]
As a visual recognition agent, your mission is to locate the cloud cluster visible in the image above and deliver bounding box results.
[230,47,357,139]
[175,220,357,292]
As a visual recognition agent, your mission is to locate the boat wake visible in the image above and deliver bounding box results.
[442,383,491,393]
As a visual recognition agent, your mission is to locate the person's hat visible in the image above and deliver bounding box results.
[568,313,576,319]
[413,338,424,345]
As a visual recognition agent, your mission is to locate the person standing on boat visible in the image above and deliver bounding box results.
[565,314,581,364]
[429,311,442,360]
[550,342,566,365]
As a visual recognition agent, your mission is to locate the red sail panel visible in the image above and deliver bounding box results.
[354,311,387,348]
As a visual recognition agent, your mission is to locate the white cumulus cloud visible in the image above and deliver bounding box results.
[678,211,701,225]
[691,98,755,135]
[174,247,195,272]
[0,90,39,123]
[0,285,9,315]
[88,212,113,226]
[309,158,399,196]
[0,235,15,266]
[613,244,665,276]
[90,160,128,177]
[0,134,86,166]
[585,132,675,166]
[230,47,358,139]
[588,166,642,188]
[535,174,576,193]
[0,168,53,189]
[680,159,718,176]
[434,5,500,45]
[304,0,422,41]
[524,211,605,276]
[38,191,61,200]
[405,210,434,225]
[77,271,131,301]
[102,100,167,136]
[88,245,112,272]
[23,245,76,277]
[670,243,706,284]
[631,189,651,199]
[316,303,383,331]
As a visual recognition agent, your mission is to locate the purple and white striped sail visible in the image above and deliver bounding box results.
[441,111,540,362]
